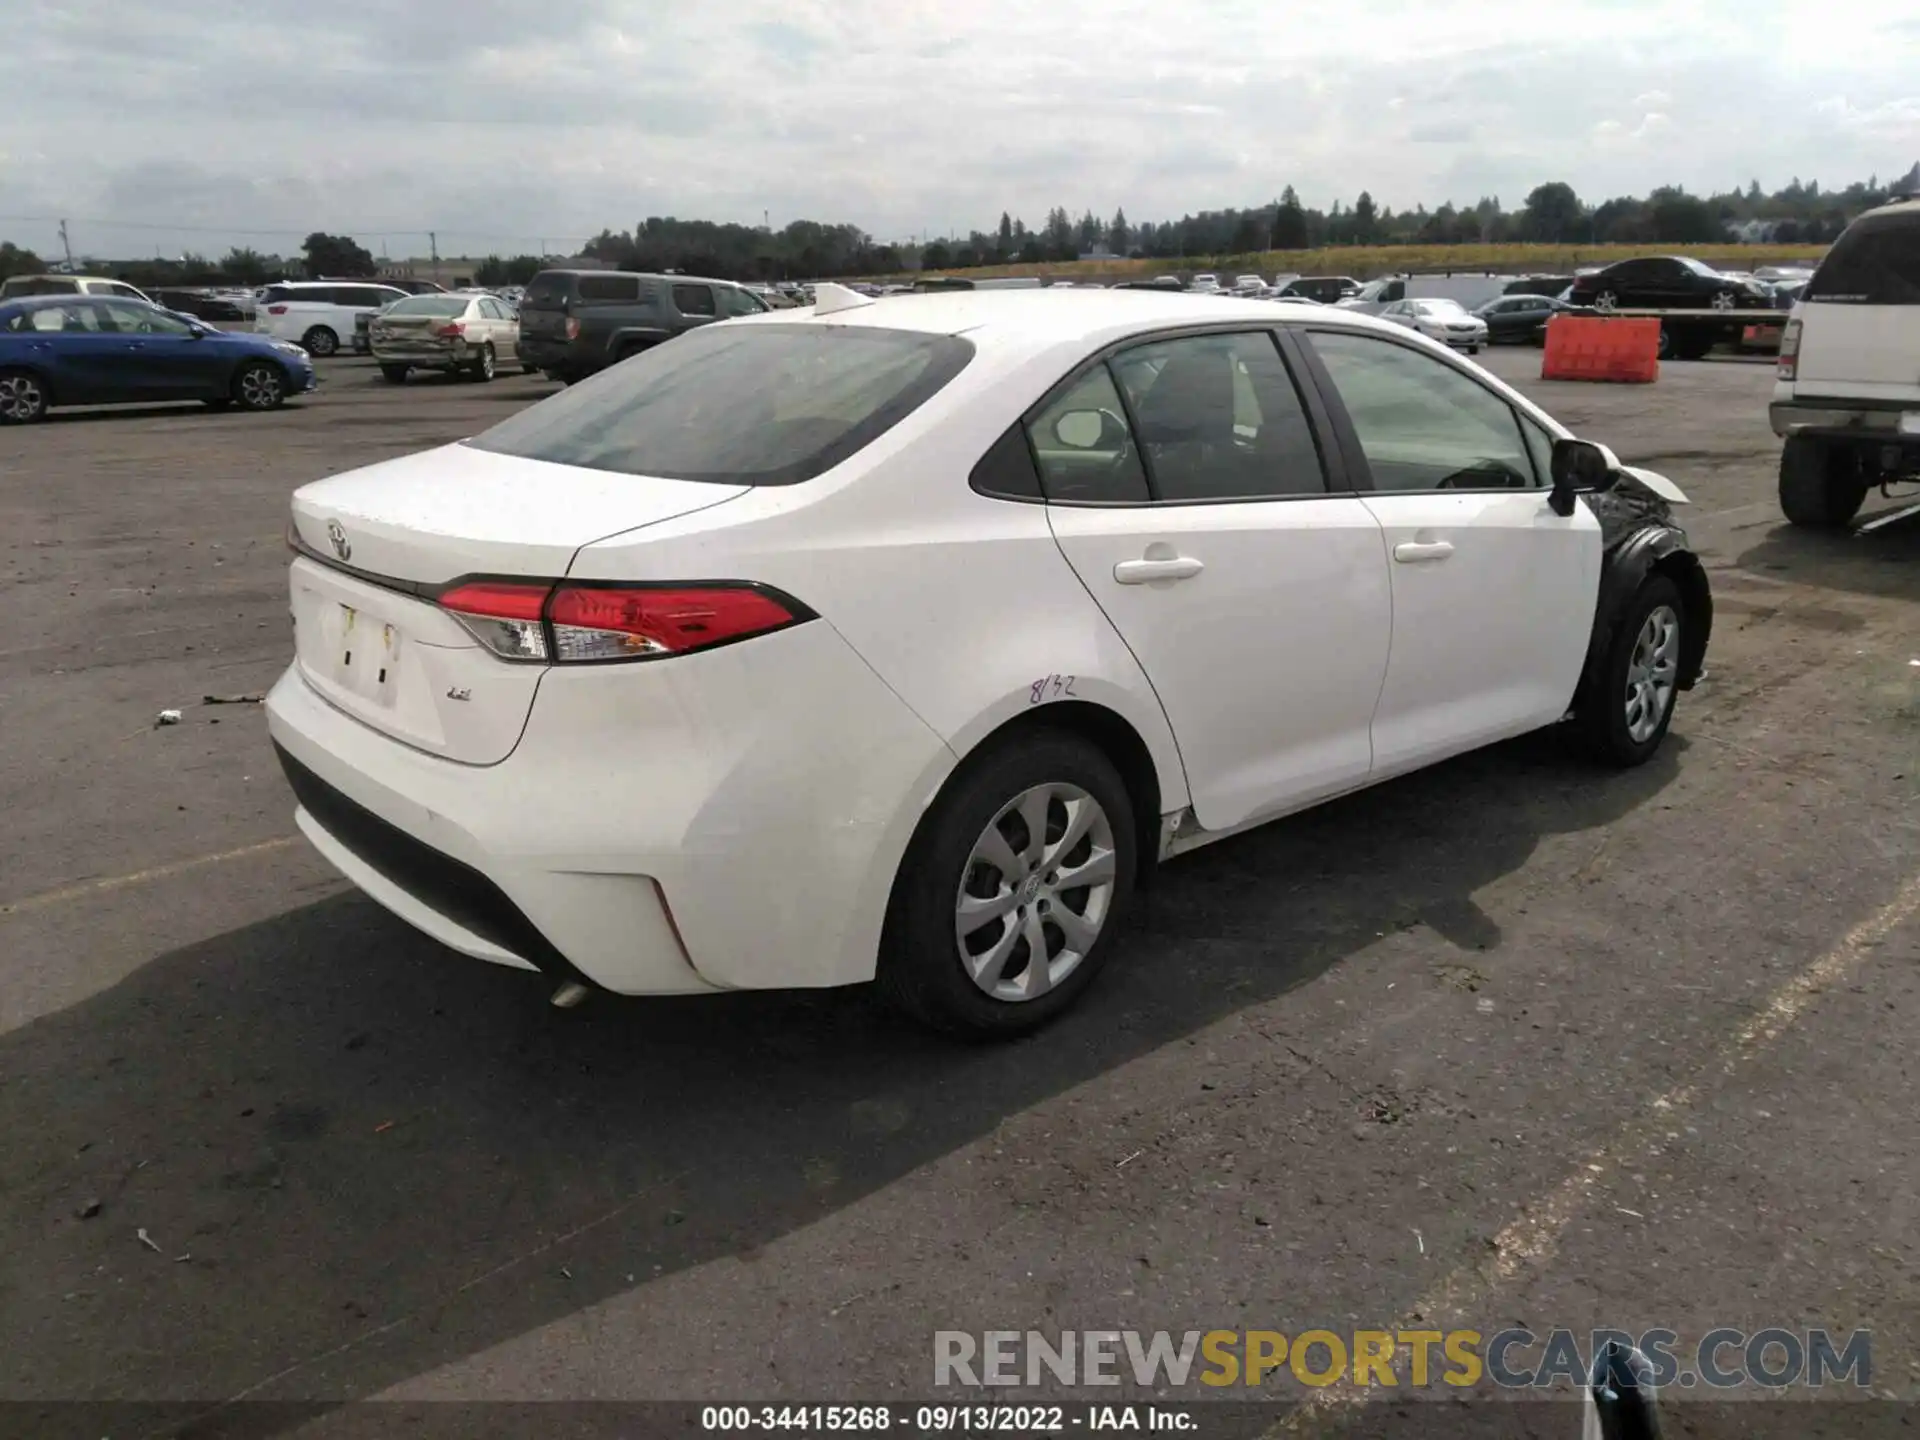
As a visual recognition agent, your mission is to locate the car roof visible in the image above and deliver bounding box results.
[534,269,745,286]
[0,293,154,310]
[740,286,1416,352]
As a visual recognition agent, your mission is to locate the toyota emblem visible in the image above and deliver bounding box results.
[326,519,351,562]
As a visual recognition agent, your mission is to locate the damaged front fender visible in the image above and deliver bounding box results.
[1575,475,1715,708]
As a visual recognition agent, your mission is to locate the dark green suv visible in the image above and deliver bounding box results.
[517,270,769,382]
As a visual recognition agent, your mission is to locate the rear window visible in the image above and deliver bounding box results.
[466,323,974,486]
[1805,211,1920,305]
[577,274,643,303]
[388,295,469,317]
[523,271,575,306]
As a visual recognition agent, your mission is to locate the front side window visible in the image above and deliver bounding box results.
[1025,364,1150,504]
[1111,331,1327,501]
[468,323,973,486]
[1307,330,1537,492]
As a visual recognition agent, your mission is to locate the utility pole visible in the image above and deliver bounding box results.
[428,231,439,274]
[58,219,73,270]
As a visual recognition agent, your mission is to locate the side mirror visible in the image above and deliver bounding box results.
[1584,1340,1662,1440]
[1549,437,1619,516]
[1052,409,1127,450]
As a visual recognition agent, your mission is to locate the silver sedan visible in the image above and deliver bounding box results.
[369,293,532,383]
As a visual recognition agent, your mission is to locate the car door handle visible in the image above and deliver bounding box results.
[1392,540,1455,563]
[1113,556,1205,584]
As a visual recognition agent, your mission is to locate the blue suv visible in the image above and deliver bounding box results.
[0,295,316,423]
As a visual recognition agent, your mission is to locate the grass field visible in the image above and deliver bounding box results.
[903,241,1829,283]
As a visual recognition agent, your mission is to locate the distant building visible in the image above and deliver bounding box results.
[1728,218,1783,243]
[1077,246,1122,262]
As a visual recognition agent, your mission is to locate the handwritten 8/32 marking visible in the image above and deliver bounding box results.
[1030,675,1078,705]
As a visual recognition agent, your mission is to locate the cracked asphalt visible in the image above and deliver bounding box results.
[2,348,1917,1439]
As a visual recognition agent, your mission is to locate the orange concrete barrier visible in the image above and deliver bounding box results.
[1540,315,1660,384]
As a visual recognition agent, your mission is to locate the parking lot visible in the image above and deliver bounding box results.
[4,350,1919,1434]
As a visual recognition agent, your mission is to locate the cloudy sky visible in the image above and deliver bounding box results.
[2,0,1916,261]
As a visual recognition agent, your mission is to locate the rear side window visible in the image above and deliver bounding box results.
[1805,212,1920,305]
[467,323,973,486]
[576,274,642,303]
[672,283,717,316]
[260,285,292,304]
[1024,364,1151,504]
[971,424,1044,500]
[1111,331,1327,501]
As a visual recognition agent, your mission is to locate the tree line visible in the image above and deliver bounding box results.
[1,164,1911,290]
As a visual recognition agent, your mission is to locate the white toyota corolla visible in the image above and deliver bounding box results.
[267,286,1712,1036]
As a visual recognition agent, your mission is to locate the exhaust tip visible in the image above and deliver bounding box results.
[549,980,592,1009]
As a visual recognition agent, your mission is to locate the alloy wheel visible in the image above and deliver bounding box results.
[954,783,1117,1002]
[0,373,45,422]
[1710,291,1737,311]
[1624,604,1680,743]
[239,366,283,409]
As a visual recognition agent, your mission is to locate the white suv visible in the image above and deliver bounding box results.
[255,281,409,357]
[1771,198,1920,526]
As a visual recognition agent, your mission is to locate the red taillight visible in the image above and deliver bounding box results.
[1777,317,1802,381]
[564,316,581,340]
[438,580,552,661]
[435,580,803,663]
[434,322,464,339]
[267,304,287,315]
[548,584,800,662]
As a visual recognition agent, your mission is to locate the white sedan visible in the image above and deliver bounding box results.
[267,287,1712,1036]
[1379,297,1489,353]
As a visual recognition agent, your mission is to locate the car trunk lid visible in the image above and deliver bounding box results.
[288,444,749,762]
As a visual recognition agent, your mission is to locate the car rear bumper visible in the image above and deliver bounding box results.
[517,335,586,371]
[372,341,468,369]
[263,620,955,996]
[1769,400,1920,441]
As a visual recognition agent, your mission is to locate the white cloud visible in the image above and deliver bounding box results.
[0,0,1914,258]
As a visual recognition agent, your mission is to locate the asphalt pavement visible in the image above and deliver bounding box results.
[2,350,1917,1438]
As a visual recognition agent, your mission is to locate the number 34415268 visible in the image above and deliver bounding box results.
[1029,675,1077,705]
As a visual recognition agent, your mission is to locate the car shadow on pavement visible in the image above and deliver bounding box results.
[1735,512,1920,605]
[0,729,1680,1435]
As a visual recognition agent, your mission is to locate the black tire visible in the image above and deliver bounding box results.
[468,343,496,382]
[1655,324,1676,360]
[1779,436,1869,528]
[521,361,539,375]
[1575,575,1686,767]
[300,326,339,357]
[378,363,410,384]
[0,367,49,424]
[232,360,288,412]
[878,730,1137,1038]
